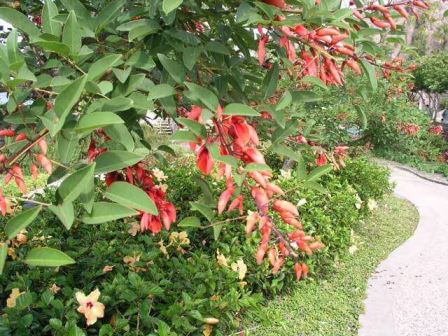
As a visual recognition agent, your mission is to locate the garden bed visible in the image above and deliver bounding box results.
[248,195,418,336]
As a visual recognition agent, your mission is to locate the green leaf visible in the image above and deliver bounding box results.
[105,182,158,214]
[94,150,144,174]
[0,242,8,274]
[42,0,61,37]
[213,224,223,241]
[360,59,377,92]
[57,131,79,164]
[24,247,75,267]
[5,206,42,240]
[82,202,138,224]
[0,7,40,38]
[48,202,75,230]
[184,82,219,111]
[129,24,159,42]
[355,105,367,129]
[291,91,322,104]
[276,91,292,111]
[300,76,329,90]
[51,75,87,135]
[87,54,122,82]
[75,112,124,132]
[272,144,302,162]
[112,67,132,83]
[303,181,328,194]
[158,54,185,83]
[57,164,95,203]
[190,202,214,222]
[162,0,183,15]
[147,84,176,101]
[62,11,82,55]
[104,124,134,151]
[33,41,71,56]
[177,216,201,228]
[245,163,272,172]
[96,0,126,32]
[262,62,279,99]
[223,103,259,116]
[177,117,206,138]
[306,164,333,182]
[183,46,202,70]
[171,129,197,142]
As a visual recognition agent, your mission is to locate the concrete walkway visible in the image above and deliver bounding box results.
[359,167,448,336]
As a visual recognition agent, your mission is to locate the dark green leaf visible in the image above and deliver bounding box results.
[48,202,75,230]
[74,112,124,132]
[0,7,40,37]
[57,164,95,203]
[158,54,185,83]
[223,103,259,116]
[177,216,201,228]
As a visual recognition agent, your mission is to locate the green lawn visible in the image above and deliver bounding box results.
[247,195,418,336]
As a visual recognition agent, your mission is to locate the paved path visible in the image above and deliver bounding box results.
[359,166,448,336]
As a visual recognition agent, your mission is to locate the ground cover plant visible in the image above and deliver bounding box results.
[250,195,419,336]
[0,156,392,335]
[0,0,430,334]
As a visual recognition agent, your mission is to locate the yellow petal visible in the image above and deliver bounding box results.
[75,292,87,305]
[86,289,101,303]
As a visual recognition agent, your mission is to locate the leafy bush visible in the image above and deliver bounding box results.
[0,157,391,335]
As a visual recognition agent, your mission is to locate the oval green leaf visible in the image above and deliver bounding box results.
[82,202,138,224]
[5,205,42,240]
[105,181,158,215]
[24,247,75,267]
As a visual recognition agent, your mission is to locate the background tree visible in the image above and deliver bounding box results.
[0,0,428,277]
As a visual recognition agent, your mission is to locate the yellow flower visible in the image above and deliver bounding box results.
[231,259,247,280]
[169,231,190,245]
[75,289,105,326]
[6,288,23,308]
[123,254,140,266]
[128,222,140,236]
[102,265,114,273]
[49,283,61,294]
[203,324,213,336]
[158,240,169,258]
[216,250,228,267]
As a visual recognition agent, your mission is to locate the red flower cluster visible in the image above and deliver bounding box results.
[1,129,50,193]
[428,125,443,136]
[257,0,428,86]
[105,164,176,235]
[398,123,420,136]
[184,105,324,277]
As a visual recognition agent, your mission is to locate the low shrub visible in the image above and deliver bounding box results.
[0,158,391,335]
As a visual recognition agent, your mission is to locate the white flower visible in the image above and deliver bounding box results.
[296,198,307,207]
[216,250,228,267]
[349,245,358,255]
[231,259,247,280]
[367,199,378,211]
[280,169,292,180]
[152,168,167,181]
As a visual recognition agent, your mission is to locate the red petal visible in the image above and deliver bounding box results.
[196,146,214,175]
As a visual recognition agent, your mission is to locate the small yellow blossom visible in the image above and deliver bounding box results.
[158,240,169,258]
[203,324,213,336]
[103,265,114,273]
[6,288,23,308]
[123,254,140,266]
[231,259,247,280]
[7,248,16,260]
[169,231,190,245]
[159,183,168,192]
[75,289,105,326]
[367,199,378,211]
[216,250,228,267]
[49,284,61,294]
[128,222,140,236]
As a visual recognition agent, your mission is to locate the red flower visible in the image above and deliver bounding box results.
[315,153,327,166]
[0,189,7,216]
[196,145,214,175]
[428,125,443,135]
